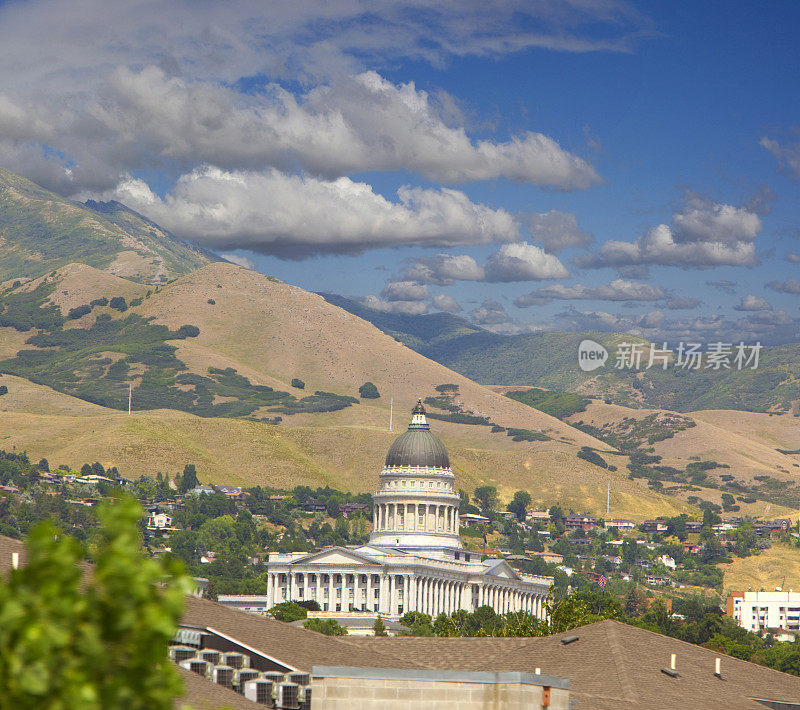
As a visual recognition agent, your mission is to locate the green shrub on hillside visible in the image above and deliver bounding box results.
[291,378,305,389]
[108,296,127,312]
[505,388,590,420]
[359,381,380,398]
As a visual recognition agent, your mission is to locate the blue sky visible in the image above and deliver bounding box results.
[0,0,798,342]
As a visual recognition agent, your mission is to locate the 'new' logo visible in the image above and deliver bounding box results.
[577,339,608,372]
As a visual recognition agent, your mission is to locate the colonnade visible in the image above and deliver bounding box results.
[266,570,546,619]
[374,502,458,534]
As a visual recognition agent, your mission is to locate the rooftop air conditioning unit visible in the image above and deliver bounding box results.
[264,672,286,685]
[179,659,210,678]
[299,686,312,710]
[276,682,300,709]
[236,669,260,691]
[244,679,275,705]
[213,665,235,689]
[288,672,310,686]
[169,645,197,663]
[200,650,220,665]
[224,652,246,669]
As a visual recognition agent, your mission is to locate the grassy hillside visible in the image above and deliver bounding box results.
[0,375,694,520]
[323,294,800,413]
[724,545,800,594]
[0,167,213,284]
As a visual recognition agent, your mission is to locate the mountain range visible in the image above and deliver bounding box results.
[0,167,797,526]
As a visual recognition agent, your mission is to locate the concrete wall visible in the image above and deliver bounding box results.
[311,667,569,710]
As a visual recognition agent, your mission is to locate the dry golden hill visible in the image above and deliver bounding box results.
[0,375,691,521]
[566,399,800,484]
[133,262,609,448]
[723,544,800,595]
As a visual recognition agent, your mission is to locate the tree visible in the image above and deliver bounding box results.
[0,385,7,396]
[37,458,49,472]
[0,496,190,710]
[177,464,199,494]
[303,618,348,636]
[291,378,305,389]
[109,296,128,312]
[358,381,380,399]
[81,463,93,476]
[269,601,308,622]
[549,505,565,536]
[473,485,498,513]
[507,491,532,521]
[91,462,106,477]
[373,615,388,636]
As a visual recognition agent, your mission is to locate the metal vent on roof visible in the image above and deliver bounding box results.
[560,635,579,645]
[661,667,680,678]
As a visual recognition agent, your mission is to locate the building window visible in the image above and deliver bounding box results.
[298,588,304,598]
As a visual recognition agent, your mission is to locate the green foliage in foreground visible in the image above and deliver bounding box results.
[0,496,191,710]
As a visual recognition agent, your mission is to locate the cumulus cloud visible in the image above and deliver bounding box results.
[521,210,593,252]
[514,279,667,307]
[734,294,773,312]
[90,167,519,257]
[362,295,428,315]
[786,252,800,263]
[431,294,462,313]
[470,300,508,325]
[0,0,624,195]
[760,136,800,177]
[381,281,429,301]
[402,254,486,285]
[766,278,800,295]
[577,197,762,269]
[483,242,570,281]
[400,243,568,285]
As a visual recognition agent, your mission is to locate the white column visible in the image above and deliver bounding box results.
[353,573,360,612]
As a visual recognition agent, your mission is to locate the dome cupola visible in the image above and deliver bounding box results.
[385,399,450,469]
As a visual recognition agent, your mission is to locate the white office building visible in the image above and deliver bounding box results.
[261,401,552,621]
[728,590,800,633]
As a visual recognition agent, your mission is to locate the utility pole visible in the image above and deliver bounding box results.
[389,397,393,432]
[128,383,132,415]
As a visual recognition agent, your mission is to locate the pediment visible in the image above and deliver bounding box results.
[481,560,521,580]
[285,547,380,566]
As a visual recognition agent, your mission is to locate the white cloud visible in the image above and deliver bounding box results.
[785,252,800,263]
[522,210,593,252]
[91,167,519,256]
[733,294,772,312]
[514,278,666,307]
[402,254,486,285]
[431,293,462,313]
[362,295,428,315]
[381,281,429,302]
[483,242,570,281]
[401,243,568,284]
[470,300,510,326]
[767,279,800,295]
[760,136,800,177]
[220,253,256,269]
[577,197,762,269]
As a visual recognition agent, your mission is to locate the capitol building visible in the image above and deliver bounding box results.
[252,401,552,622]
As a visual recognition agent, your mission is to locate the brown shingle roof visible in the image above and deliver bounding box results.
[182,596,417,673]
[348,620,800,709]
